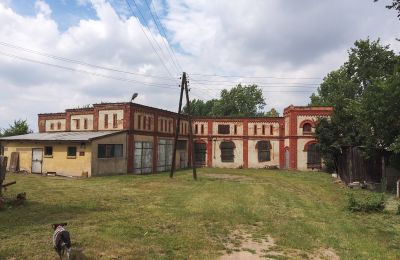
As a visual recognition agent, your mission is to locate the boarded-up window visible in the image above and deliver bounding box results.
[220,141,234,162]
[303,123,312,134]
[176,140,187,150]
[98,144,123,158]
[218,125,230,134]
[113,114,118,128]
[134,142,153,174]
[194,142,206,165]
[157,139,173,172]
[307,143,321,169]
[257,141,271,162]
[104,114,108,129]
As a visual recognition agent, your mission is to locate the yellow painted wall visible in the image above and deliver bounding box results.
[0,141,91,177]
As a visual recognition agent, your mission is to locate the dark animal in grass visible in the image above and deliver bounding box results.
[16,192,26,205]
[52,223,72,260]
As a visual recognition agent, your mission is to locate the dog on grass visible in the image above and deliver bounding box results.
[52,223,72,259]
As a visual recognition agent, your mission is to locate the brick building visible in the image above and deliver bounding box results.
[0,102,332,177]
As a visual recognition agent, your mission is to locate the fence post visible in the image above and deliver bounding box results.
[0,156,8,197]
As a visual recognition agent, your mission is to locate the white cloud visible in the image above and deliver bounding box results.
[35,0,52,17]
[0,0,399,131]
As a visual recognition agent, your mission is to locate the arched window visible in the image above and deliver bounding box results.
[257,141,271,162]
[307,143,321,169]
[303,123,312,134]
[220,141,235,162]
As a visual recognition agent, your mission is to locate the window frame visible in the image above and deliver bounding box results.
[98,144,124,159]
[218,125,230,134]
[67,146,77,158]
[220,141,235,162]
[44,146,53,158]
[257,141,271,162]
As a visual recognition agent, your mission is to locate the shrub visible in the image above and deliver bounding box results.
[397,204,400,215]
[346,192,385,213]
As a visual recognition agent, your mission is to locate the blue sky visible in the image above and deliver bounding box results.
[0,0,399,131]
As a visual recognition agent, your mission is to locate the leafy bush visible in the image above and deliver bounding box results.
[397,204,400,215]
[346,192,385,213]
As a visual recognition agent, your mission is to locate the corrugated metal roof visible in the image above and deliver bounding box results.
[0,131,126,142]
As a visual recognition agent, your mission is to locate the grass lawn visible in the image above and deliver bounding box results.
[1,168,400,259]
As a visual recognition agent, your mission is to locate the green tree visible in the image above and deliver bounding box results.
[265,108,280,117]
[375,0,400,19]
[183,84,266,117]
[1,119,32,137]
[311,39,400,168]
[212,84,266,116]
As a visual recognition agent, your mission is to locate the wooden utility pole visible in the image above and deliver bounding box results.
[170,72,197,180]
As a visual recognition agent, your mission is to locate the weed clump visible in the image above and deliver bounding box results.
[346,192,385,213]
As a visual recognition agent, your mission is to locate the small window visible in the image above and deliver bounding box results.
[303,123,312,133]
[176,140,187,150]
[148,117,152,130]
[218,125,230,134]
[234,125,237,135]
[165,120,168,132]
[98,144,123,158]
[57,122,61,130]
[160,119,164,132]
[84,118,88,129]
[201,124,204,134]
[104,114,109,129]
[220,141,235,162]
[270,125,273,135]
[44,146,53,157]
[195,124,198,134]
[254,124,257,135]
[262,125,265,135]
[169,121,172,133]
[50,123,54,130]
[113,114,118,128]
[138,115,141,129]
[75,119,80,130]
[67,146,77,158]
[257,141,271,162]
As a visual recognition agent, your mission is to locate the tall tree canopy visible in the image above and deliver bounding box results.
[311,39,400,165]
[0,119,32,137]
[183,84,266,117]
[265,108,280,117]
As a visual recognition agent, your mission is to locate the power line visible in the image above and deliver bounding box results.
[143,0,182,73]
[0,41,177,81]
[190,73,323,80]
[189,78,320,85]
[125,0,178,78]
[147,0,183,72]
[0,51,179,90]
